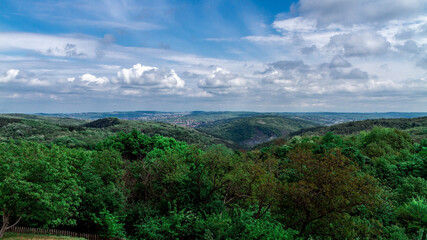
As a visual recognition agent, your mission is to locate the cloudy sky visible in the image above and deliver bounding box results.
[0,0,426,113]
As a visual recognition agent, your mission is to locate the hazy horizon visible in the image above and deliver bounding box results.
[1,0,426,113]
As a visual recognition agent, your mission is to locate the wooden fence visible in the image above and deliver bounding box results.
[6,226,124,240]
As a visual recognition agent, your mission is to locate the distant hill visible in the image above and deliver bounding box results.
[83,117,121,128]
[36,111,427,127]
[4,113,427,150]
[0,115,234,149]
[277,112,427,125]
[37,111,262,128]
[256,116,427,149]
[196,115,320,149]
[288,116,427,138]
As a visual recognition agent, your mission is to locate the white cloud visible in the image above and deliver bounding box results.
[0,69,19,83]
[258,60,377,95]
[116,63,185,89]
[98,64,121,70]
[259,60,328,94]
[0,33,96,58]
[27,78,50,86]
[246,3,427,63]
[198,68,250,95]
[122,89,141,96]
[259,60,310,83]
[328,32,391,57]
[257,57,427,102]
[0,69,50,86]
[80,73,109,85]
[273,17,317,33]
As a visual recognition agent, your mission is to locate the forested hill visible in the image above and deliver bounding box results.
[196,115,320,149]
[289,116,427,140]
[0,114,234,149]
[254,116,427,149]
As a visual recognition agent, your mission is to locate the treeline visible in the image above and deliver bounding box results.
[1,127,427,239]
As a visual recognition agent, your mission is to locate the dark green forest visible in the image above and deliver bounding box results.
[1,115,427,239]
[197,115,319,148]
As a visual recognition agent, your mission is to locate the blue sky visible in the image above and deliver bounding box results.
[0,0,426,113]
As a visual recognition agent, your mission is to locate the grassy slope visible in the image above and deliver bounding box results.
[0,115,233,149]
[197,115,320,149]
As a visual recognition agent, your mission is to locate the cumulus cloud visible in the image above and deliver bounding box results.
[116,64,185,89]
[0,69,50,86]
[0,69,20,83]
[329,32,391,57]
[80,73,109,85]
[258,60,379,95]
[258,60,324,93]
[257,57,427,104]
[247,1,426,65]
[198,68,249,95]
[259,60,310,84]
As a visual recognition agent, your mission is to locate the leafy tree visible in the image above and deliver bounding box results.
[70,149,126,237]
[99,129,185,161]
[0,141,81,238]
[361,127,413,159]
[278,146,379,237]
[133,207,298,240]
[397,197,427,237]
[393,176,427,204]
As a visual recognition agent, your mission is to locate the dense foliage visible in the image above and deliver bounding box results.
[1,116,426,239]
[197,115,319,148]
